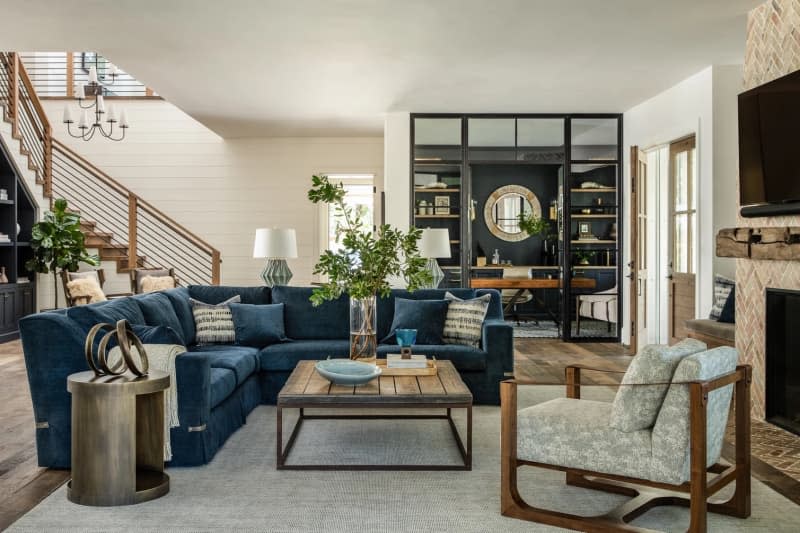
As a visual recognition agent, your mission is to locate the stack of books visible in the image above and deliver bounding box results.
[0,233,10,243]
[386,353,428,369]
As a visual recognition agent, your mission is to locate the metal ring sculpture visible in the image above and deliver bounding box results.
[85,319,149,377]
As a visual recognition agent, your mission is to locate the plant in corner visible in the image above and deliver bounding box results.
[307,175,431,362]
[25,198,99,308]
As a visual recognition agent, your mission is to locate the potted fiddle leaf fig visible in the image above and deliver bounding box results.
[307,175,431,362]
[26,198,99,308]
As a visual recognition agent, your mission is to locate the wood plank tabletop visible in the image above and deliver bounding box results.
[278,360,472,406]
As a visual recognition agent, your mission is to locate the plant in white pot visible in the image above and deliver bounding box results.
[307,175,431,362]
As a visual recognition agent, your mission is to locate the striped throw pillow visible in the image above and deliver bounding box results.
[443,292,491,347]
[709,275,734,321]
[190,295,241,345]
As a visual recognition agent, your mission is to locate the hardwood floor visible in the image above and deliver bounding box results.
[0,337,796,529]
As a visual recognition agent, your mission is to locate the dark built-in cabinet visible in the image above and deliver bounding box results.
[410,114,622,341]
[0,140,37,342]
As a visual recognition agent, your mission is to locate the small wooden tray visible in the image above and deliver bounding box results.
[376,357,438,376]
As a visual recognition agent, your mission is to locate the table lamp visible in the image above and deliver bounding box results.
[419,228,451,289]
[253,228,298,287]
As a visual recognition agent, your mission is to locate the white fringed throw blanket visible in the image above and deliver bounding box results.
[109,344,185,460]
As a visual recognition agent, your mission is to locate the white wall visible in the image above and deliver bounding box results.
[622,65,741,345]
[42,100,383,293]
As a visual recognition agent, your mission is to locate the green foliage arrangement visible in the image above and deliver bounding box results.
[518,212,551,237]
[574,250,596,265]
[26,198,99,308]
[307,175,431,304]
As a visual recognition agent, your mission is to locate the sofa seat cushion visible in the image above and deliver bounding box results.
[209,367,237,408]
[188,345,259,385]
[260,340,350,371]
[67,296,146,333]
[376,344,487,371]
[517,397,656,482]
[685,318,735,342]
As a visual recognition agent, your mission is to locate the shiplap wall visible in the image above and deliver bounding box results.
[42,100,383,290]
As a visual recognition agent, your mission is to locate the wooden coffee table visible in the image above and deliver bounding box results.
[277,360,473,471]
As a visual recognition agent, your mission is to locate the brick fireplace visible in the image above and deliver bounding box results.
[736,0,800,419]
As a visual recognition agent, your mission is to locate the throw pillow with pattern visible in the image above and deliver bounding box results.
[190,295,241,345]
[709,275,734,320]
[443,292,491,347]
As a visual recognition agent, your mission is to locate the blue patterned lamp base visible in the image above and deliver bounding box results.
[260,258,293,287]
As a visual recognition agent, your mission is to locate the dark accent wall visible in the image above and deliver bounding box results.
[470,163,560,266]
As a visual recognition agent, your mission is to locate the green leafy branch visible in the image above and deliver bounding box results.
[518,212,551,237]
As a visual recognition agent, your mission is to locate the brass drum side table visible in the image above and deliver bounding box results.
[67,370,170,506]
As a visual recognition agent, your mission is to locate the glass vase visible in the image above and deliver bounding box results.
[349,295,377,363]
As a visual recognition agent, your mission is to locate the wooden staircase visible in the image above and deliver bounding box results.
[0,52,221,285]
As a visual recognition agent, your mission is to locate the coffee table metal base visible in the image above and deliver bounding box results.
[276,405,472,471]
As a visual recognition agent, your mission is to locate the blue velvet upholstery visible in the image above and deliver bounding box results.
[20,286,510,468]
[260,340,351,371]
[135,292,186,344]
[188,345,260,385]
[66,297,146,333]
[131,324,184,346]
[382,298,450,345]
[162,287,196,345]
[376,288,476,340]
[271,286,349,339]
[188,285,271,305]
[230,303,288,347]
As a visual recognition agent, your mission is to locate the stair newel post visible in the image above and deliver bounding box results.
[65,51,74,98]
[9,52,19,138]
[211,250,221,285]
[128,194,138,270]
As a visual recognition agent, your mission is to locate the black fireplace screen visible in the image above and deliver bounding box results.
[765,288,800,436]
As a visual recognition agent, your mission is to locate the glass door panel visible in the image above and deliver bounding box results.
[571,118,618,161]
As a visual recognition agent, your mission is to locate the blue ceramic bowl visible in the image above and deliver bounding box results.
[315,359,381,386]
[396,328,417,347]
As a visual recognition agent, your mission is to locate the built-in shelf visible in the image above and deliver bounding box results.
[571,240,617,244]
[571,214,616,219]
[0,199,14,205]
[570,188,617,193]
[414,188,461,193]
[16,242,29,247]
[573,266,617,270]
[0,242,13,247]
[450,240,460,244]
[414,214,460,219]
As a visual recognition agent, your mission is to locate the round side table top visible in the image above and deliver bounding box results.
[67,370,169,395]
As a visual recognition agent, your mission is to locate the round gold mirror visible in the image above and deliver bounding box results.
[483,185,541,242]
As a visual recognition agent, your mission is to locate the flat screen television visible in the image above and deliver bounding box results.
[739,68,800,217]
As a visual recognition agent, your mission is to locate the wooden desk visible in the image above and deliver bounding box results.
[469,278,596,290]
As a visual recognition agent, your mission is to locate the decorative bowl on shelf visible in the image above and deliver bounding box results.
[315,359,381,386]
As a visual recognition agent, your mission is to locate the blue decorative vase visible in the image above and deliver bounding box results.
[396,329,417,348]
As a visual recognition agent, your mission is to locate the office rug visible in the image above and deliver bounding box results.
[10,387,798,532]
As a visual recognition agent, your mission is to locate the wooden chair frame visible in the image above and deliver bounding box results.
[61,269,133,307]
[129,267,179,294]
[501,364,752,533]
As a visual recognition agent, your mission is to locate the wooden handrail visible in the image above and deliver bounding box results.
[16,56,50,131]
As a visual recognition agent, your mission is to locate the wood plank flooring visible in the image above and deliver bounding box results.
[0,337,796,529]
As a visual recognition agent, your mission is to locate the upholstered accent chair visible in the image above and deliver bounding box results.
[501,266,533,323]
[61,269,133,307]
[501,346,751,533]
[576,285,617,333]
[130,267,179,293]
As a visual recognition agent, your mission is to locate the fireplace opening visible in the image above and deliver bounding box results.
[765,288,800,436]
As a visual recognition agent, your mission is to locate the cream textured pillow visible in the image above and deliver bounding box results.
[190,295,241,345]
[609,338,707,432]
[66,277,107,305]
[141,275,176,293]
[443,292,491,346]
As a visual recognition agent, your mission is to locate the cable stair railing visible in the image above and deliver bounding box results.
[0,51,221,286]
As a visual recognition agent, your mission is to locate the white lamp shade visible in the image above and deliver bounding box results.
[419,228,451,259]
[253,228,298,259]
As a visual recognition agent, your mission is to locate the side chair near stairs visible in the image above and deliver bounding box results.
[61,269,133,307]
[500,344,751,533]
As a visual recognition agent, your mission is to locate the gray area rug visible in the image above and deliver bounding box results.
[10,387,798,532]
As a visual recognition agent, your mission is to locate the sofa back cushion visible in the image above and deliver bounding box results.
[66,296,146,333]
[651,346,738,484]
[162,287,196,345]
[376,289,476,340]
[135,292,186,345]
[271,286,349,340]
[230,303,288,347]
[188,285,271,305]
[609,338,706,432]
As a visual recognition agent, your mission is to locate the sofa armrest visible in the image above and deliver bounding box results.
[175,352,211,429]
[482,319,514,374]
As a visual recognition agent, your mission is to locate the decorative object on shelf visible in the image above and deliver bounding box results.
[0,189,7,201]
[420,228,451,289]
[413,173,437,187]
[16,223,20,237]
[549,200,557,221]
[62,64,130,141]
[492,249,500,265]
[417,199,428,215]
[434,195,451,215]
[475,241,487,267]
[26,199,99,308]
[578,222,596,240]
[84,320,149,377]
[518,212,551,238]
[580,208,592,214]
[395,328,417,357]
[307,175,430,362]
[314,358,382,386]
[424,182,448,189]
[0,232,9,243]
[484,184,542,242]
[0,267,7,284]
[253,228,297,287]
[608,222,618,240]
[470,198,477,221]
[574,250,596,266]
[580,181,603,189]
[594,197,604,206]
[604,250,614,266]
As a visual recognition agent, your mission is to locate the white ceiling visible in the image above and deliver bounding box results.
[1,0,759,138]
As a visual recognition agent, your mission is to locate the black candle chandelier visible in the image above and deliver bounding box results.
[62,64,129,142]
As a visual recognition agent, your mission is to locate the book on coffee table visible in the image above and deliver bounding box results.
[386,353,429,369]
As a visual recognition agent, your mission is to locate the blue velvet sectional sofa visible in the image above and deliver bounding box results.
[20,285,512,468]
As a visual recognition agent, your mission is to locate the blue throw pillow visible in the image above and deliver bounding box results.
[230,303,288,347]
[135,292,186,345]
[718,286,735,324]
[131,324,185,345]
[381,298,449,345]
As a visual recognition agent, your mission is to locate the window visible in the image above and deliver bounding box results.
[321,174,374,253]
[670,137,696,274]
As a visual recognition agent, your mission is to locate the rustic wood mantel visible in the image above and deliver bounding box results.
[717,227,800,260]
